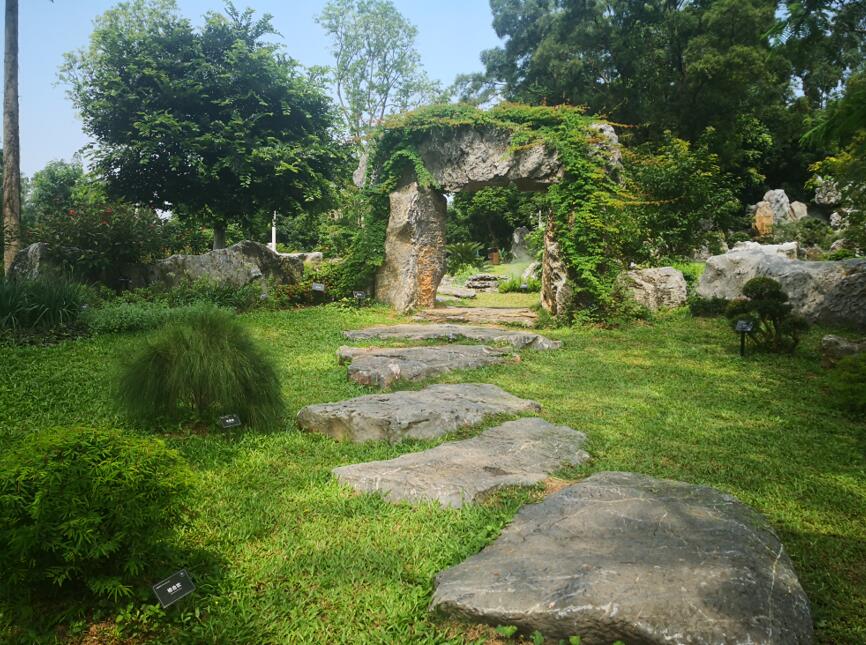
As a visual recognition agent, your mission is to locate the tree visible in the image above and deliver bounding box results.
[24,158,85,223]
[317,0,441,151]
[3,0,20,273]
[62,0,346,249]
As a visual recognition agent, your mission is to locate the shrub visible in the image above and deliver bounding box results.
[770,218,833,248]
[688,295,729,317]
[0,278,92,332]
[0,427,190,602]
[446,241,487,275]
[115,279,263,313]
[725,277,809,352]
[82,301,221,335]
[827,352,866,417]
[499,277,541,293]
[117,306,284,428]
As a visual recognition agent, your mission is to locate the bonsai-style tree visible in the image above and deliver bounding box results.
[726,277,809,352]
[62,0,346,249]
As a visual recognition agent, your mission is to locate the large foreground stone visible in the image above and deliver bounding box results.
[414,307,538,328]
[431,471,813,644]
[296,383,541,444]
[620,267,687,311]
[332,418,589,508]
[698,246,866,328]
[343,323,561,350]
[375,181,448,312]
[336,344,510,388]
[821,334,866,367]
[150,240,303,288]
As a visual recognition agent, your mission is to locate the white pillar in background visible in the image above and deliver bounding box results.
[270,211,277,251]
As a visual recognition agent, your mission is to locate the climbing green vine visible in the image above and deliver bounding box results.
[336,102,628,319]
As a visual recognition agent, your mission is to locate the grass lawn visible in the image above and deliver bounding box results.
[1,304,864,643]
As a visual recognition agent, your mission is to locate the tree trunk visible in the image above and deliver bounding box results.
[2,0,20,274]
[213,223,226,250]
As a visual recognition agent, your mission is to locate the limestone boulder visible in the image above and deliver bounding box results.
[814,176,842,206]
[511,226,531,261]
[821,334,866,367]
[375,181,447,312]
[431,472,814,644]
[620,267,688,311]
[791,201,809,221]
[7,242,68,281]
[521,260,541,282]
[732,240,799,259]
[150,240,302,289]
[464,273,502,292]
[332,418,589,508]
[296,383,541,444]
[830,211,848,230]
[541,215,572,317]
[697,246,866,328]
[282,251,323,264]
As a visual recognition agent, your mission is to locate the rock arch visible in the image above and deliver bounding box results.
[373,123,618,314]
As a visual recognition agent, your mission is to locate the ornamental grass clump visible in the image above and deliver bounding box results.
[117,306,284,428]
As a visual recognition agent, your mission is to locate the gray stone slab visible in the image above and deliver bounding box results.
[336,345,510,389]
[431,471,814,644]
[437,285,477,299]
[414,307,538,328]
[296,383,541,444]
[343,324,561,350]
[332,418,589,508]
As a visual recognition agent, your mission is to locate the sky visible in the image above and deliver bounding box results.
[10,0,501,177]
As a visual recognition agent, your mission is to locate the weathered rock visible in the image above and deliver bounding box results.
[620,267,688,311]
[814,176,842,206]
[7,242,68,281]
[830,211,848,229]
[791,201,809,221]
[333,418,589,508]
[464,273,502,292]
[415,127,563,193]
[414,307,538,328]
[437,284,477,299]
[511,226,531,261]
[697,246,866,328]
[821,334,866,367]
[375,182,447,313]
[336,344,510,388]
[150,240,303,289]
[296,383,541,444]
[541,214,572,317]
[732,240,799,259]
[754,202,776,236]
[588,122,622,171]
[431,471,814,644]
[343,323,561,350]
[830,238,851,252]
[752,189,798,234]
[521,260,541,282]
[282,251,323,264]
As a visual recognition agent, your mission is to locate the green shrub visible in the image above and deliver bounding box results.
[770,218,833,248]
[0,427,190,602]
[827,248,857,261]
[155,279,262,312]
[498,277,541,293]
[725,277,809,352]
[827,352,866,418]
[446,241,487,275]
[117,306,284,428]
[0,278,92,332]
[688,295,729,317]
[82,301,223,335]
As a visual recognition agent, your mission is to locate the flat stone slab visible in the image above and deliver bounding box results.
[343,324,561,350]
[431,472,814,644]
[336,344,510,388]
[296,383,541,444]
[414,307,538,328]
[437,285,477,299]
[332,418,589,508]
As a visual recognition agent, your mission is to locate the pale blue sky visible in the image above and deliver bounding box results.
[12,1,500,176]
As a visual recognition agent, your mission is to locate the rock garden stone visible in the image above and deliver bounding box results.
[414,307,538,328]
[511,226,531,261]
[464,273,503,292]
[296,383,541,444]
[431,471,814,644]
[732,240,799,259]
[150,240,303,288]
[698,245,866,328]
[336,344,510,388]
[437,284,477,299]
[521,260,541,282]
[282,251,323,264]
[821,334,866,367]
[8,242,70,281]
[620,267,687,311]
[332,418,589,508]
[343,323,561,350]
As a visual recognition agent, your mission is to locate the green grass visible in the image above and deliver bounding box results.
[1,305,864,643]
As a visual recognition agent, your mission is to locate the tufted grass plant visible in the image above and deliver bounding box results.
[117,306,284,429]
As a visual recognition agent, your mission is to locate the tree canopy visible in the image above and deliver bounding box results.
[62,0,347,248]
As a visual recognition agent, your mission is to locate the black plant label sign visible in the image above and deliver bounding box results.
[153,569,195,608]
[312,282,326,292]
[735,320,755,333]
[218,414,242,429]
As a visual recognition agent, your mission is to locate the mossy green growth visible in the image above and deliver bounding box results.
[345,103,623,318]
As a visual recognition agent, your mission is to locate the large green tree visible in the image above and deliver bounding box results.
[62,0,346,249]
[317,0,441,151]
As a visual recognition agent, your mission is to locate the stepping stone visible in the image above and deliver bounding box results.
[431,472,814,644]
[414,307,538,328]
[336,345,510,388]
[344,324,561,350]
[296,383,541,444]
[437,285,477,299]
[332,418,589,508]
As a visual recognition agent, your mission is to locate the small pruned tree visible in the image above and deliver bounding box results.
[62,0,346,249]
[726,277,809,353]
